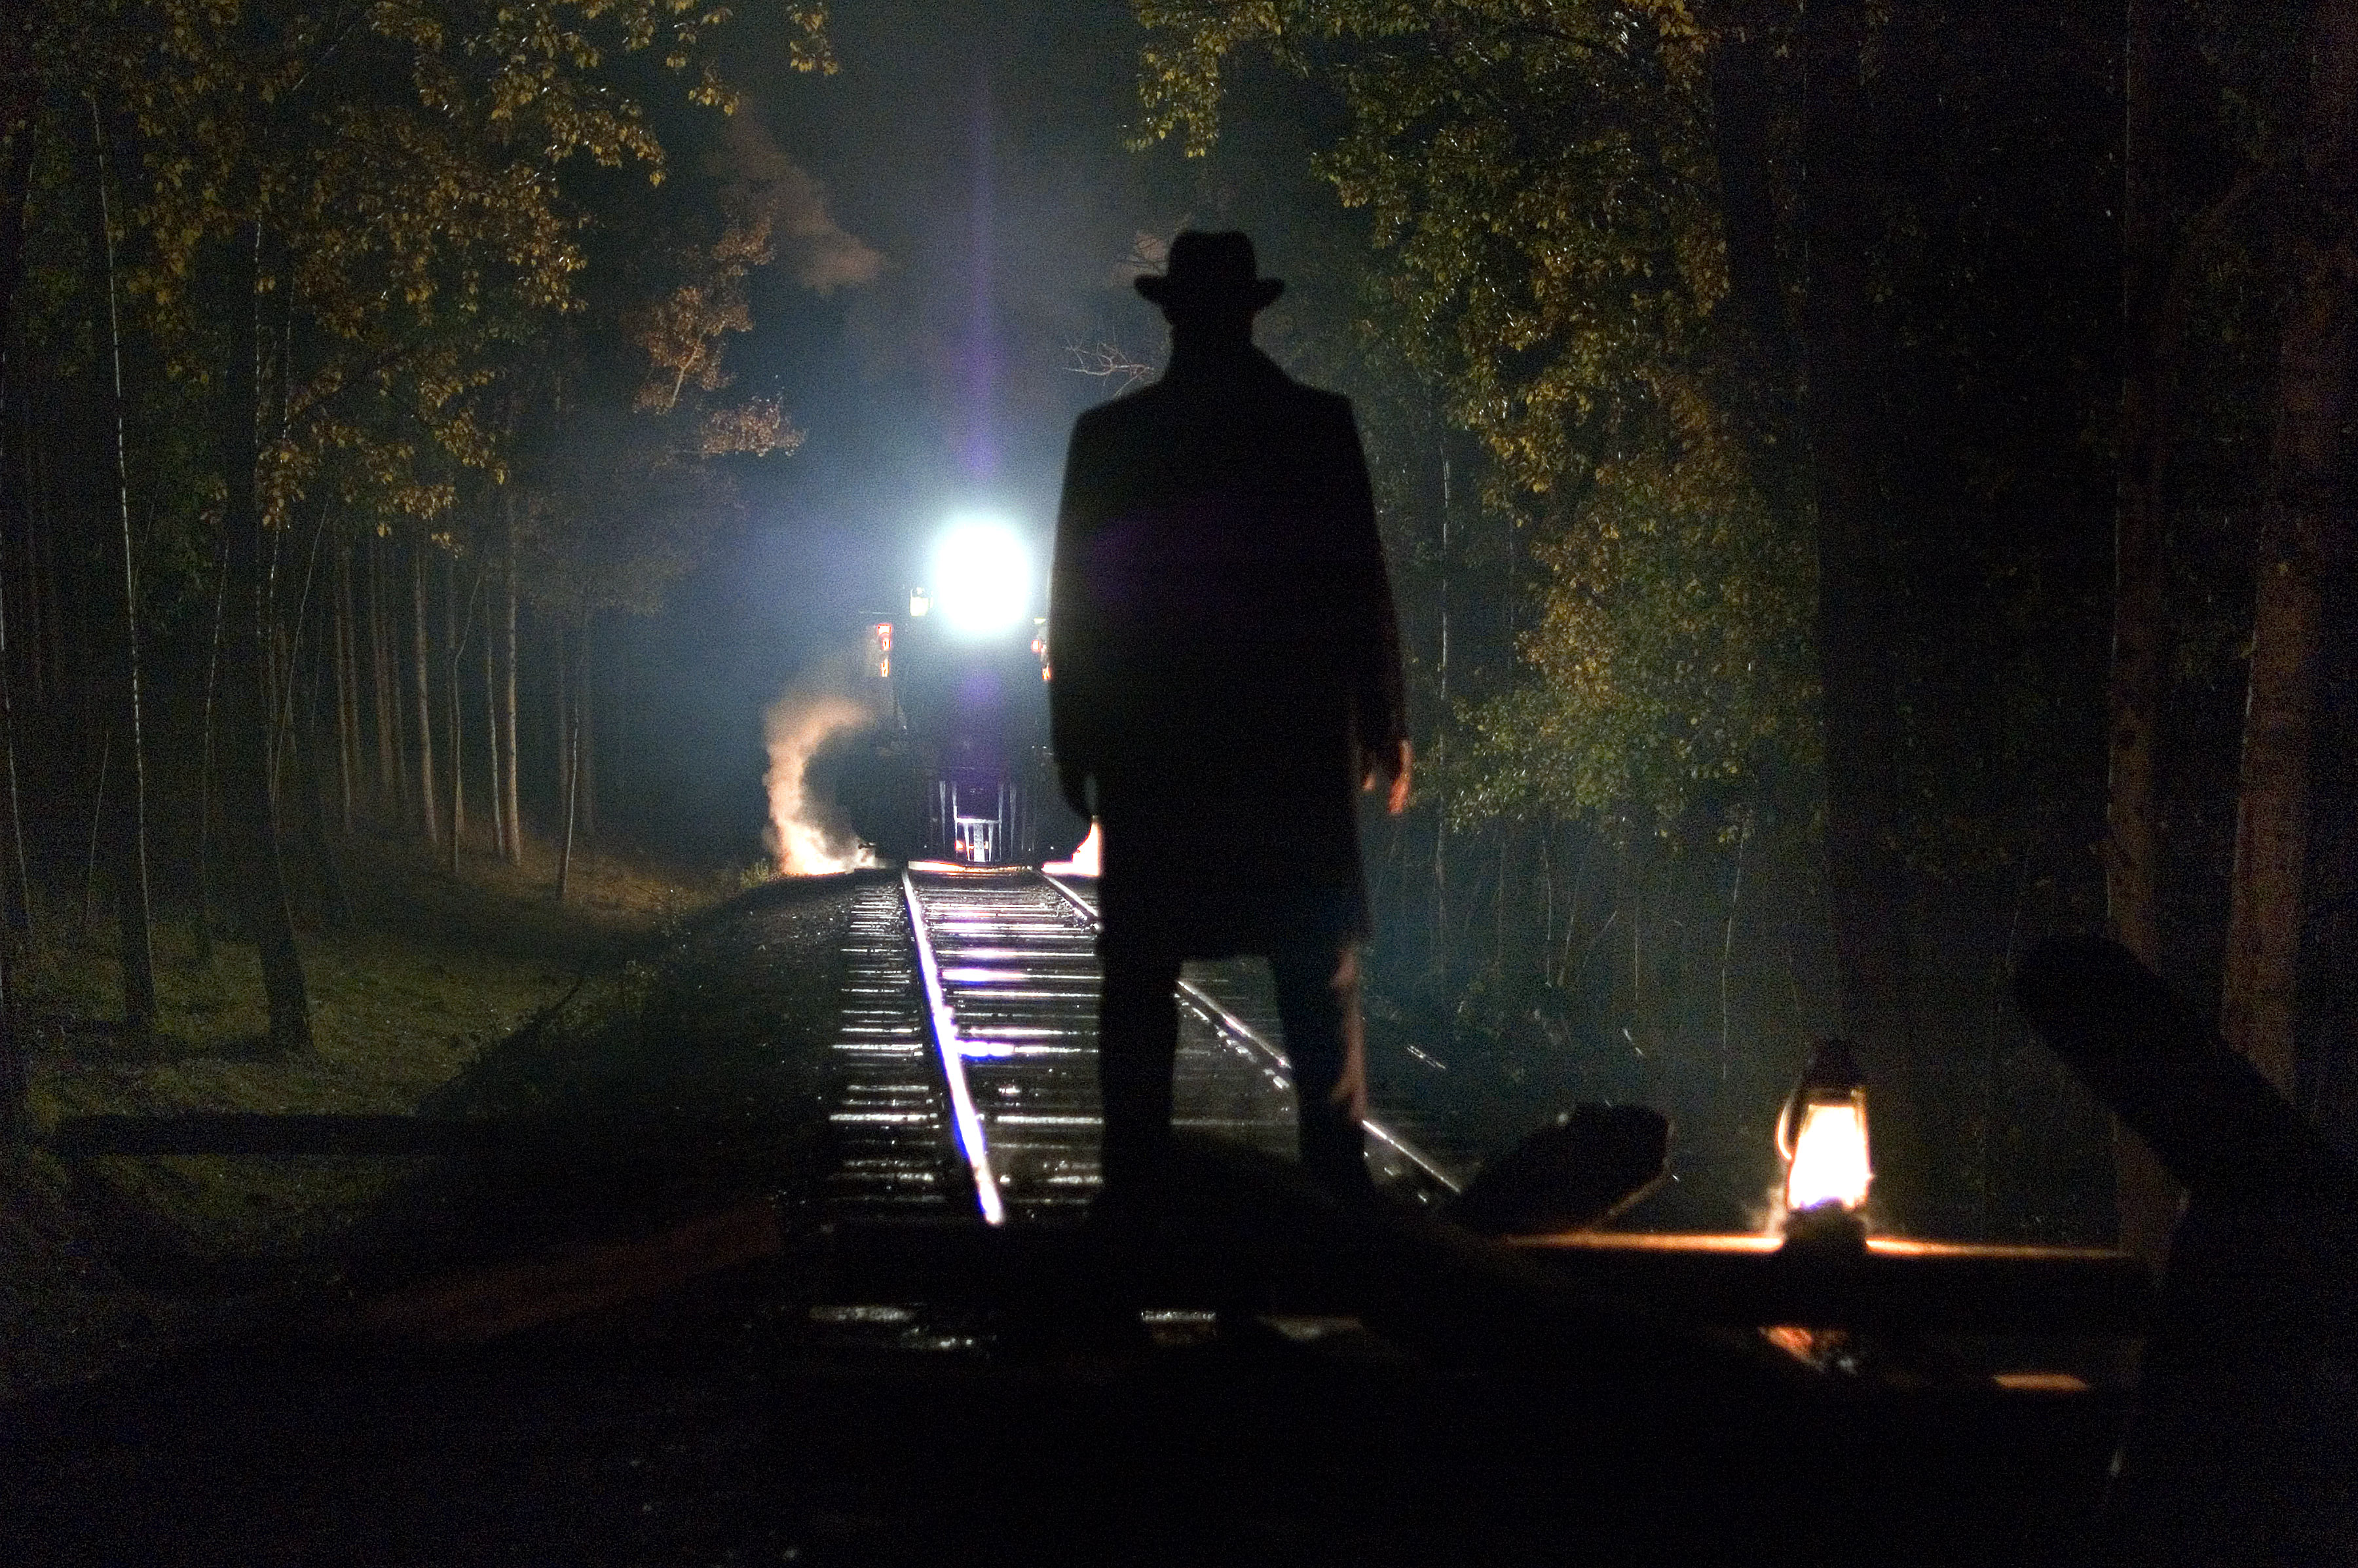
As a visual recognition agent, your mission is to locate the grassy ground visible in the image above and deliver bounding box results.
[1,824,754,1400]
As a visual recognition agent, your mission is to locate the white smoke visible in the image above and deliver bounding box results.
[761,660,879,876]
[716,115,884,295]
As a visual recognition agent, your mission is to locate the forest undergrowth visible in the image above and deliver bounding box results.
[0,832,757,1400]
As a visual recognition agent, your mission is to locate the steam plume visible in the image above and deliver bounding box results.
[762,660,878,876]
[717,115,884,295]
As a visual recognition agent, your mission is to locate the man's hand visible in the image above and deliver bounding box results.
[1363,738,1413,816]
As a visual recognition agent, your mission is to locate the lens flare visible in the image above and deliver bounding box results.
[932,515,1030,635]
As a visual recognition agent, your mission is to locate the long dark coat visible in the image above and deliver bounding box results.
[1049,344,1406,960]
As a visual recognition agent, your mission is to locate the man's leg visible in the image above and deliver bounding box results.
[1096,951,1184,1200]
[1270,941,1374,1200]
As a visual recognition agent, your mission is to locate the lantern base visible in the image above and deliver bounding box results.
[1780,1202,1869,1254]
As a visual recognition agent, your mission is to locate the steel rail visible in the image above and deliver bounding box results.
[901,870,1008,1224]
[1038,872,1463,1197]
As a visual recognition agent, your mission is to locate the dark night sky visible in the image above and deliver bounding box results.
[624,1,1351,856]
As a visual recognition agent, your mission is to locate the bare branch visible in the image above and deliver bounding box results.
[1064,337,1155,395]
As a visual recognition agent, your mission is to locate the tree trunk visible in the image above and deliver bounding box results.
[334,541,356,835]
[22,406,48,710]
[2110,1,2167,987]
[1432,444,1451,986]
[0,109,32,946]
[370,534,400,807]
[0,922,16,1138]
[2220,508,2321,1092]
[24,407,59,713]
[1802,0,1926,1225]
[483,559,504,861]
[193,534,227,967]
[443,551,462,874]
[293,682,350,931]
[577,614,595,840]
[551,610,567,831]
[82,733,109,929]
[411,539,438,848]
[557,616,582,903]
[217,225,312,1054]
[2107,0,2182,1267]
[0,413,24,944]
[267,510,325,807]
[603,621,624,832]
[2219,0,2358,1100]
[1704,14,1808,527]
[92,96,155,1037]
[502,515,522,865]
[0,103,30,1129]
[1708,20,1784,359]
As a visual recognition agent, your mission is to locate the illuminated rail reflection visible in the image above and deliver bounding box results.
[870,867,1462,1227]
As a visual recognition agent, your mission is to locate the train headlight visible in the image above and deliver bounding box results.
[932,516,1031,635]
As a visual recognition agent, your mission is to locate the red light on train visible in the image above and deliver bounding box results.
[867,621,893,679]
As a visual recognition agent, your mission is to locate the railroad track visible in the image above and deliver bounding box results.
[825,867,1460,1229]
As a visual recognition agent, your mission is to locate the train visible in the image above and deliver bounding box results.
[827,517,1090,868]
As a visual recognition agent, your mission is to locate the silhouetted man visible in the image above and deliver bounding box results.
[1049,231,1410,1207]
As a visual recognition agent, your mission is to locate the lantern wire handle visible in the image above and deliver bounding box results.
[1778,1039,1865,1169]
[1775,1082,1804,1164]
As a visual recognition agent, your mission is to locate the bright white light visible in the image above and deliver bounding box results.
[1784,1101,1872,1212]
[1042,821,1101,878]
[932,515,1031,635]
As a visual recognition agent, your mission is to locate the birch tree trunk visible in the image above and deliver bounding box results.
[0,121,32,946]
[20,412,45,711]
[551,611,567,831]
[194,535,226,966]
[370,535,400,807]
[577,615,595,840]
[24,413,58,713]
[293,671,349,930]
[443,551,462,874]
[1431,445,1450,986]
[503,515,522,865]
[0,110,30,1130]
[483,562,503,860]
[218,224,312,1053]
[92,96,155,1037]
[557,616,582,903]
[334,541,356,834]
[0,428,23,944]
[603,622,623,831]
[411,540,438,848]
[2219,0,2358,1099]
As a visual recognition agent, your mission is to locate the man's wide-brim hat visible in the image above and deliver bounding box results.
[1136,230,1284,313]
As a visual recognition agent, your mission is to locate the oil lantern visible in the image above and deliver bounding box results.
[1776,1039,1871,1235]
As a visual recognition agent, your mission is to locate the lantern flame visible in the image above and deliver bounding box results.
[1784,1100,1871,1214]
